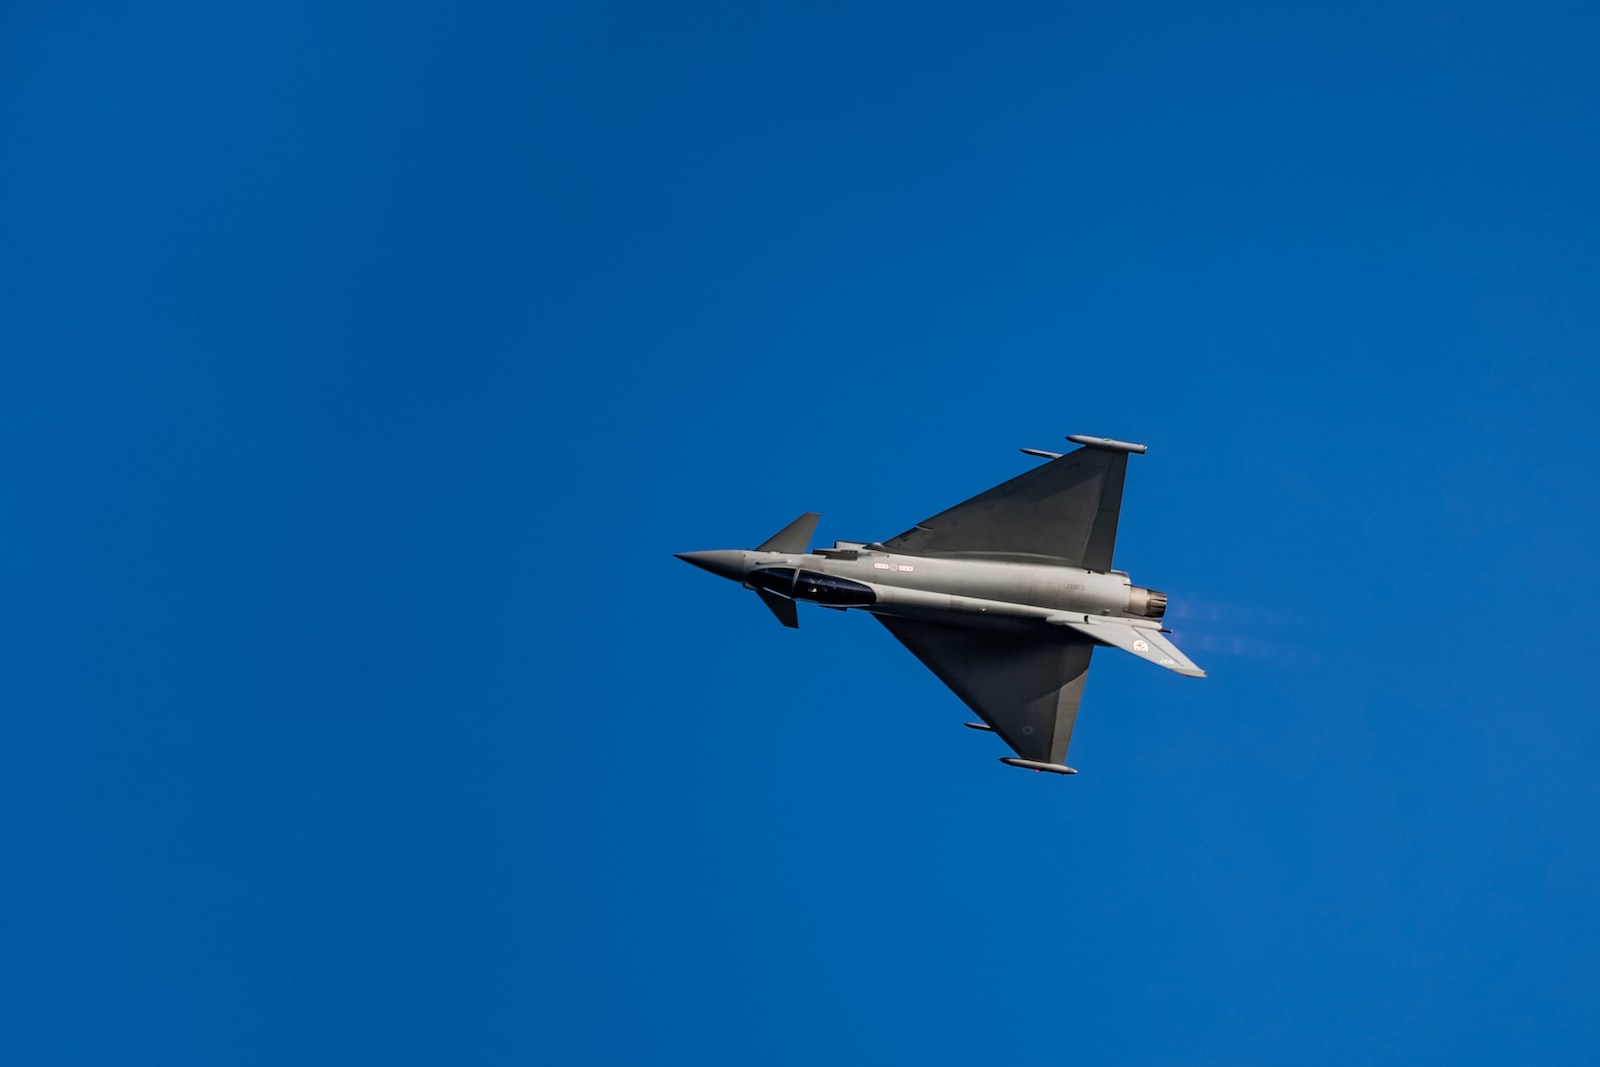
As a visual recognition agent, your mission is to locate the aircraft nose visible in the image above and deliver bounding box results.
[674,550,746,582]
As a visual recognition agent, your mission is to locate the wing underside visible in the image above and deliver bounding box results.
[882,445,1129,569]
[1051,616,1206,677]
[876,617,1094,765]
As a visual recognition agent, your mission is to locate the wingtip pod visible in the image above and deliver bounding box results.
[1066,434,1147,455]
[1000,757,1078,775]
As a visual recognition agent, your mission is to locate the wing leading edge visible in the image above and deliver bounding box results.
[876,617,1094,766]
[882,445,1129,569]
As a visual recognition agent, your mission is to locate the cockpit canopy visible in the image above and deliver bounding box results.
[748,567,876,607]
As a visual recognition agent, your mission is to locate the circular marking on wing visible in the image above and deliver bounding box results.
[1132,639,1150,652]
[1021,725,1034,736]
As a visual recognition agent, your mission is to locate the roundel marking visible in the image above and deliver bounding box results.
[1132,639,1150,652]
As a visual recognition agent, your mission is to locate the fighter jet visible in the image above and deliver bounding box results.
[675,434,1203,775]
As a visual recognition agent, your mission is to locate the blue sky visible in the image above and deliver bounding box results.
[4,2,1599,1063]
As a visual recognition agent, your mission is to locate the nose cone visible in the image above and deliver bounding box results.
[674,550,747,582]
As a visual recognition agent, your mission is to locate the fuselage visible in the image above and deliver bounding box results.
[676,543,1167,631]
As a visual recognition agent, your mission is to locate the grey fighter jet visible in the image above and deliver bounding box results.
[676,435,1203,775]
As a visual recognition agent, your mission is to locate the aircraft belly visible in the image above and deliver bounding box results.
[863,601,1041,633]
[866,584,1059,630]
[1033,568,1127,613]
